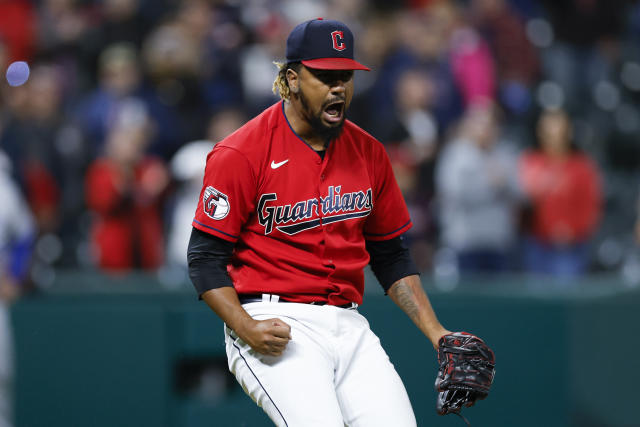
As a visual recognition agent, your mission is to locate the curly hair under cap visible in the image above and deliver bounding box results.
[272,61,301,100]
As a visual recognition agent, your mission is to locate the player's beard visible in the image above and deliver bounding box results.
[298,87,345,142]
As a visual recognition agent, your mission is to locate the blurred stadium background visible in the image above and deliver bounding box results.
[1,0,639,426]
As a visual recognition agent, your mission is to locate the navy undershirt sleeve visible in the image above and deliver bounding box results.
[187,227,235,298]
[366,234,419,293]
[188,226,417,297]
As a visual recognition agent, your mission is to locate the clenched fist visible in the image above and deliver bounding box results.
[240,318,292,356]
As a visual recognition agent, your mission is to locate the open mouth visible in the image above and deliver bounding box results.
[322,101,345,124]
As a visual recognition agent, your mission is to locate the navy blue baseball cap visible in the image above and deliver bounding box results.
[286,18,370,71]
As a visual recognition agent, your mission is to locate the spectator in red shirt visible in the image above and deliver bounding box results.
[85,100,169,272]
[519,108,602,278]
[0,0,36,63]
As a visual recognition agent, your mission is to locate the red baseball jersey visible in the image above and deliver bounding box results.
[193,101,412,305]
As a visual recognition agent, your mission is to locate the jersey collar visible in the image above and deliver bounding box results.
[281,101,331,157]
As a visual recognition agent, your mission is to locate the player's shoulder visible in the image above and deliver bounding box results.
[342,119,378,142]
[341,119,388,157]
[205,102,283,169]
[215,102,282,155]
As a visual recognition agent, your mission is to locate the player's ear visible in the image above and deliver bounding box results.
[286,68,299,94]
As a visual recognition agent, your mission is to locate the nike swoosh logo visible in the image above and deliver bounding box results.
[271,159,289,169]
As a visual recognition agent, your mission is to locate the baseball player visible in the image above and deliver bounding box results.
[0,150,36,427]
[188,18,452,426]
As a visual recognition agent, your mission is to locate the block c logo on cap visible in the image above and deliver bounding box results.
[331,30,346,51]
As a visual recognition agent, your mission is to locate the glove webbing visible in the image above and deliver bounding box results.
[438,357,495,394]
[439,343,495,394]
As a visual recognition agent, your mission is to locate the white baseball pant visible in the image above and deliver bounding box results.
[224,300,417,427]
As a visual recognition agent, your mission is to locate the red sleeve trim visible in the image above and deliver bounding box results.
[192,219,238,242]
[364,219,413,241]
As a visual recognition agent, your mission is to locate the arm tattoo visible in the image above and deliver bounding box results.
[389,280,419,321]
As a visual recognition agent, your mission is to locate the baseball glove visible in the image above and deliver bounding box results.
[434,332,495,417]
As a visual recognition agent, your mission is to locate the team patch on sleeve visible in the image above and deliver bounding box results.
[203,186,230,220]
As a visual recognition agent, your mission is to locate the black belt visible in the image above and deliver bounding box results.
[238,293,358,309]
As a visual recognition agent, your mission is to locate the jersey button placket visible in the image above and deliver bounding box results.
[318,161,333,269]
[317,161,328,221]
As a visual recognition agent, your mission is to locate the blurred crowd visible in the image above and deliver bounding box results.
[0,0,640,294]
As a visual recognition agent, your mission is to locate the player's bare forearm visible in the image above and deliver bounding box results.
[387,275,450,348]
[201,287,291,356]
[201,287,255,334]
